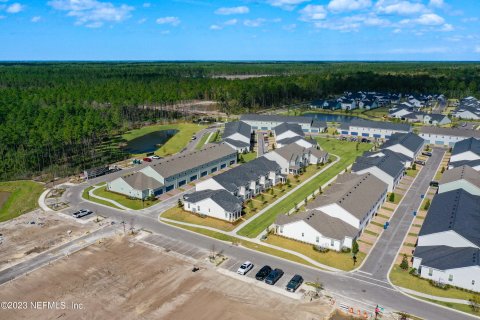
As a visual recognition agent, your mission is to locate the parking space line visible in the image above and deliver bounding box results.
[229,261,242,272]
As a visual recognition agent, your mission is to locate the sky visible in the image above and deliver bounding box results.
[0,0,479,61]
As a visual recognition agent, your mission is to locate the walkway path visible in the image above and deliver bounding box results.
[88,185,129,210]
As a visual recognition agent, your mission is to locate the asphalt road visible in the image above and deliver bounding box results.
[257,132,266,157]
[358,147,445,280]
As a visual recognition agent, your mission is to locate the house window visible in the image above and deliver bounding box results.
[279,226,283,233]
[330,240,334,247]
[473,280,476,286]
[428,268,433,276]
[208,208,210,213]
[301,233,304,237]
[448,274,453,282]
[197,206,200,211]
[316,236,319,243]
[187,203,190,208]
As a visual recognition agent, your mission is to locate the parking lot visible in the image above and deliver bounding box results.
[142,233,210,261]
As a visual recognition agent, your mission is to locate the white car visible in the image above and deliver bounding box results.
[150,155,161,159]
[237,261,253,275]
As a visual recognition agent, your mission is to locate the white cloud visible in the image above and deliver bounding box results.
[428,0,443,8]
[215,6,249,15]
[299,4,327,21]
[142,2,151,8]
[375,0,426,15]
[31,16,41,22]
[156,16,180,26]
[6,2,24,13]
[138,18,147,24]
[314,20,361,32]
[160,30,170,35]
[393,28,401,33]
[210,24,222,30]
[462,17,478,23]
[48,0,133,27]
[224,19,238,25]
[0,15,5,20]
[415,13,444,25]
[244,18,266,27]
[267,0,310,11]
[283,23,296,31]
[475,46,480,53]
[327,0,371,13]
[210,19,238,30]
[440,23,453,31]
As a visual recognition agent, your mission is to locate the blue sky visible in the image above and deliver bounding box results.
[0,0,479,60]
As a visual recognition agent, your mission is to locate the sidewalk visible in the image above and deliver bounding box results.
[396,286,471,305]
[88,185,129,210]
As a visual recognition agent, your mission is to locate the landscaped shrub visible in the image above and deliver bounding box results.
[313,245,329,253]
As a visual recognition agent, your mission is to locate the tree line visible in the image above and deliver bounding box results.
[0,62,479,181]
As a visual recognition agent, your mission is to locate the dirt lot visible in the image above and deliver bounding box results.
[0,210,96,270]
[0,237,334,320]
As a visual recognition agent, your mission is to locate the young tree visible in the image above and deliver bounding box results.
[470,295,480,313]
[352,239,359,255]
[441,166,445,174]
[389,193,395,203]
[412,163,417,170]
[424,198,431,210]
[400,254,409,270]
[178,198,183,208]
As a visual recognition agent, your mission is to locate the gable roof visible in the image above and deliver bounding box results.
[276,210,358,240]
[364,149,411,164]
[240,114,312,124]
[449,159,480,169]
[428,113,449,122]
[146,143,236,179]
[381,132,424,153]
[223,138,250,148]
[340,119,411,132]
[414,246,480,270]
[440,165,480,189]
[307,173,388,219]
[183,189,243,212]
[212,157,280,192]
[223,121,251,140]
[272,143,308,162]
[451,137,480,157]
[121,172,163,191]
[274,122,305,137]
[309,147,328,159]
[352,152,405,179]
[311,119,327,129]
[419,189,480,247]
[419,127,480,139]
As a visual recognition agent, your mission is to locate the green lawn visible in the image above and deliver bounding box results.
[388,192,403,204]
[0,180,45,222]
[237,138,371,238]
[406,168,419,178]
[390,265,480,301]
[82,186,125,210]
[122,122,206,157]
[161,206,237,231]
[164,221,319,269]
[239,152,257,163]
[414,296,480,317]
[92,187,158,210]
[195,131,211,150]
[265,234,364,271]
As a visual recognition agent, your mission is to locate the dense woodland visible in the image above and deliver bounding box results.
[1,62,479,181]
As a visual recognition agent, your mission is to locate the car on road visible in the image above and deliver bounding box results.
[255,265,272,281]
[191,136,197,140]
[414,160,426,166]
[361,138,370,143]
[237,261,254,275]
[73,209,93,218]
[430,181,439,187]
[143,157,152,162]
[422,152,432,157]
[462,122,467,127]
[286,274,303,292]
[151,155,161,159]
[265,268,284,285]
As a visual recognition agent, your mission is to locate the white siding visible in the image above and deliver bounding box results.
[277,220,343,251]
[451,151,480,163]
[107,178,146,199]
[184,198,240,221]
[195,178,226,192]
[414,261,480,293]
[263,152,291,174]
[417,230,478,248]
[315,203,360,229]
[384,144,415,159]
[353,167,397,192]
[438,180,480,196]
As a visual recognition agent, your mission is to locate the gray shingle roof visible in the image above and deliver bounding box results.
[419,127,480,139]
[183,189,243,213]
[307,173,388,219]
[340,119,411,132]
[146,143,236,179]
[449,159,480,169]
[276,210,358,240]
[414,246,480,270]
[223,121,251,140]
[212,157,280,192]
[121,172,163,190]
[274,123,305,137]
[440,165,480,189]
[240,114,312,124]
[364,149,411,164]
[451,137,480,157]
[272,143,308,162]
[311,119,327,129]
[276,135,305,145]
[419,189,480,247]
[223,138,250,148]
[352,152,405,179]
[381,132,425,154]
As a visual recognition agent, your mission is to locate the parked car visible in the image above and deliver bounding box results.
[265,268,284,285]
[462,122,467,127]
[237,261,254,275]
[191,136,197,140]
[286,274,304,292]
[361,138,370,143]
[430,181,439,187]
[143,157,152,162]
[151,155,161,159]
[255,265,272,281]
[74,209,93,218]
[422,152,432,157]
[414,160,426,166]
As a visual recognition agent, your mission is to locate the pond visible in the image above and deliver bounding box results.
[304,113,361,123]
[0,191,10,209]
[122,129,178,154]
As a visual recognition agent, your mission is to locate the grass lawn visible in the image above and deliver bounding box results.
[82,186,125,210]
[390,265,480,301]
[239,152,257,163]
[388,192,403,204]
[164,221,319,269]
[264,234,364,271]
[414,296,480,317]
[122,122,206,157]
[0,180,44,222]
[195,131,211,150]
[243,187,286,219]
[237,138,371,238]
[406,168,419,178]
[92,187,158,210]
[161,206,237,232]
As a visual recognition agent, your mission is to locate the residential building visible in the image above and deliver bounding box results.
[448,159,480,171]
[222,121,252,153]
[310,100,341,110]
[183,189,243,222]
[274,173,388,251]
[423,114,451,126]
[240,114,326,134]
[438,165,480,196]
[195,157,283,200]
[352,152,405,192]
[274,123,304,147]
[275,136,317,149]
[364,149,413,168]
[264,143,328,174]
[106,172,164,200]
[450,137,480,164]
[339,119,411,139]
[380,132,425,160]
[419,127,480,147]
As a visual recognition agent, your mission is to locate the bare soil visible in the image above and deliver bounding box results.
[0,210,95,270]
[0,237,333,320]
